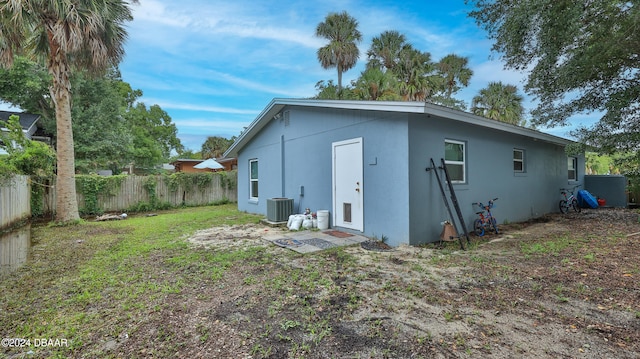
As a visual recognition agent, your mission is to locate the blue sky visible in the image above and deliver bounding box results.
[120,0,555,152]
[2,0,591,152]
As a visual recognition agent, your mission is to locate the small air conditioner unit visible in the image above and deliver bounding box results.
[266,198,294,222]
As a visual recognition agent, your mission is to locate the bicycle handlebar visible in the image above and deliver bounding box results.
[560,185,582,193]
[472,198,498,209]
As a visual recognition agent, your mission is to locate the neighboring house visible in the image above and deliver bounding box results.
[0,111,44,155]
[171,159,210,173]
[171,158,237,173]
[224,99,584,247]
[217,157,238,171]
[0,111,40,139]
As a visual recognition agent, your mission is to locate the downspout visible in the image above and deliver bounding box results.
[281,134,285,197]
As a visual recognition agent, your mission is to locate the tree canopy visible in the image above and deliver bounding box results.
[315,11,362,95]
[314,25,474,111]
[471,81,525,126]
[0,115,56,215]
[467,0,640,155]
[0,0,138,223]
[201,136,235,160]
[0,57,183,174]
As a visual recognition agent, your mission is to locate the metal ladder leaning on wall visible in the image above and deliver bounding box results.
[426,158,470,250]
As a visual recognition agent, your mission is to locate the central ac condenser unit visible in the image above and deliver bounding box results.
[266,198,294,222]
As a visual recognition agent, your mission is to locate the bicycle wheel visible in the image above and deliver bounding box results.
[571,198,581,213]
[559,200,568,214]
[474,219,485,236]
[491,217,499,234]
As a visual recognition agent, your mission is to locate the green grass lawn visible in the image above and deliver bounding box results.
[0,204,264,358]
[3,206,639,358]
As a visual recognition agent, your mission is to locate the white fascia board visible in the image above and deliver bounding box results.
[224,99,575,158]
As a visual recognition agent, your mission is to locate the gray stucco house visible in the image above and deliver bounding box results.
[224,99,584,247]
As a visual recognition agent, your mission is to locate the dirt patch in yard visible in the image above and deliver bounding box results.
[88,209,640,358]
[187,223,283,250]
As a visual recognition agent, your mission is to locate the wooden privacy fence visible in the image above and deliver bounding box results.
[41,172,238,215]
[0,175,30,230]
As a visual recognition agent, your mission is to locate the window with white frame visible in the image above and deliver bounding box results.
[568,157,577,181]
[513,149,525,172]
[249,159,259,199]
[445,140,465,183]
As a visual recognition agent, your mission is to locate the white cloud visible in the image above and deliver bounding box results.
[131,0,192,28]
[176,118,251,129]
[470,60,529,87]
[140,98,259,115]
[131,0,322,49]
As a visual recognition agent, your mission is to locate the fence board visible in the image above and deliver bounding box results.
[0,175,31,229]
[41,172,237,215]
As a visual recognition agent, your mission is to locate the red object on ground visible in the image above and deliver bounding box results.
[597,198,606,207]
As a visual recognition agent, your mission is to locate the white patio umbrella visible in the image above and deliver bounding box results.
[194,158,224,170]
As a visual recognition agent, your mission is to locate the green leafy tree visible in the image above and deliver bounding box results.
[585,152,618,175]
[315,11,362,96]
[467,0,640,154]
[0,59,182,173]
[0,0,137,223]
[0,115,56,215]
[0,56,53,121]
[201,136,234,159]
[71,70,133,173]
[170,149,201,161]
[0,115,54,174]
[126,103,183,169]
[471,82,525,125]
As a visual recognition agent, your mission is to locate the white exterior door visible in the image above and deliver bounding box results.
[332,137,363,231]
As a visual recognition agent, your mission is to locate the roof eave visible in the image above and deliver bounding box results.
[423,103,574,147]
[223,99,426,158]
[224,99,575,158]
[224,98,284,158]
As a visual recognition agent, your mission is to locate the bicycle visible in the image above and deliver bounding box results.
[472,198,499,236]
[559,185,581,214]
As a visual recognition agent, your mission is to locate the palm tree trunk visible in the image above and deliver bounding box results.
[337,67,343,98]
[54,89,80,222]
[49,40,80,222]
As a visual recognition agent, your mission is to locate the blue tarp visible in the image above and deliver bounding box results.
[577,189,599,209]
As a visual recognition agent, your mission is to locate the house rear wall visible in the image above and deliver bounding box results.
[407,114,584,244]
[237,106,414,246]
[236,105,584,247]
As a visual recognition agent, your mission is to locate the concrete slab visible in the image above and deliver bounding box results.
[263,229,368,253]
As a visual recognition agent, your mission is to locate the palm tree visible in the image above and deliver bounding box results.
[0,0,137,223]
[350,67,397,100]
[393,46,441,101]
[471,82,525,125]
[438,54,473,99]
[315,11,362,96]
[201,136,234,159]
[366,30,407,71]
